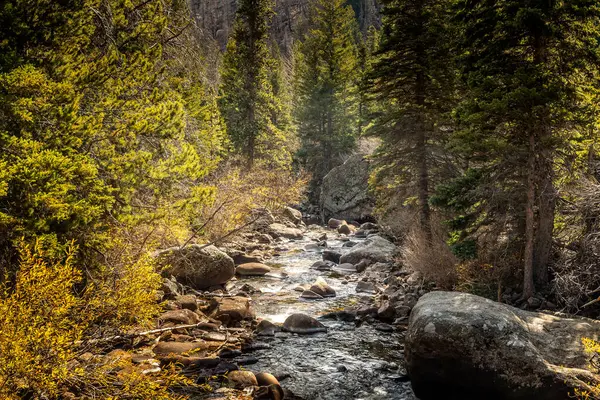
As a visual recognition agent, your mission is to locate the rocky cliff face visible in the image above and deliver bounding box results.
[188,0,380,53]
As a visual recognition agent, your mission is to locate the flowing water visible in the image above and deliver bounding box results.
[228,228,416,400]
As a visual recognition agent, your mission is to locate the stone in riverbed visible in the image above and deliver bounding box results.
[159,309,201,325]
[300,290,324,300]
[282,313,327,334]
[310,277,336,298]
[209,296,254,326]
[311,260,335,271]
[283,206,303,225]
[268,223,303,239]
[156,244,235,290]
[338,224,352,235]
[256,319,280,336]
[406,291,600,400]
[327,218,346,229]
[339,235,397,266]
[153,341,210,356]
[174,295,198,312]
[236,262,272,276]
[226,370,258,389]
[322,250,342,264]
[355,281,377,293]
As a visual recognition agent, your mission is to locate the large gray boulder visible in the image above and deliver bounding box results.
[406,291,600,400]
[320,154,375,222]
[157,244,235,290]
[339,235,397,266]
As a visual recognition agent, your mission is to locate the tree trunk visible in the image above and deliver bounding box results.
[523,133,536,299]
[415,63,431,239]
[533,153,554,286]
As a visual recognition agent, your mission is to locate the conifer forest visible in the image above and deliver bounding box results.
[3,1,600,399]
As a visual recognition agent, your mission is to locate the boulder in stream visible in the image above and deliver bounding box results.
[156,244,235,290]
[339,236,397,266]
[406,291,600,400]
[209,296,254,326]
[283,313,327,334]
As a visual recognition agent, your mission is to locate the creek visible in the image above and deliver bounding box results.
[228,227,416,400]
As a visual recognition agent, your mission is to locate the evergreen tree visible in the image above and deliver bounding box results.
[220,0,291,169]
[367,0,455,237]
[0,0,223,271]
[294,0,360,198]
[449,0,600,297]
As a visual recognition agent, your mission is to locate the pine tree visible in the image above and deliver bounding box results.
[294,0,360,198]
[367,0,455,237]
[450,0,600,297]
[0,0,223,270]
[219,0,291,169]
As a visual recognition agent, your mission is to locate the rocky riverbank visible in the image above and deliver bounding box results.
[111,207,424,399]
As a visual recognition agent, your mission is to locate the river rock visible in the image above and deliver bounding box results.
[320,154,375,221]
[311,260,335,271]
[283,313,327,334]
[360,222,378,230]
[300,290,324,299]
[338,224,352,235]
[309,277,336,297]
[356,281,377,293]
[159,309,201,325]
[236,263,272,276]
[283,206,303,225]
[333,263,357,273]
[227,370,258,389]
[327,218,346,229]
[153,341,209,356]
[342,241,358,248]
[322,250,342,264]
[406,291,600,400]
[209,296,254,326]
[269,223,303,239]
[156,244,235,290]
[339,236,397,266]
[175,295,198,312]
[256,319,280,336]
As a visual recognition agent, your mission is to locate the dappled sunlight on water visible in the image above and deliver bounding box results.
[229,229,415,400]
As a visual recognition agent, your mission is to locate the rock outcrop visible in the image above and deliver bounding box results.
[406,291,600,400]
[189,0,381,53]
[157,245,235,290]
[320,154,375,222]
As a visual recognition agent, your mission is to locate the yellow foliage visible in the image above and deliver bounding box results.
[198,163,308,241]
[0,241,83,398]
[574,338,600,400]
[0,241,193,399]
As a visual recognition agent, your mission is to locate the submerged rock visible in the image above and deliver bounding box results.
[282,313,327,334]
[406,291,600,400]
[156,244,235,290]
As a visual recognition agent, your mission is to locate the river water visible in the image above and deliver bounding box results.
[228,228,416,400]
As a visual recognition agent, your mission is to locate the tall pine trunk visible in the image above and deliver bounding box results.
[534,150,555,285]
[523,133,536,299]
[415,61,431,239]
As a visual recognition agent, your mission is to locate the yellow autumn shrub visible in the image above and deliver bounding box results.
[0,241,193,399]
[574,338,600,400]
